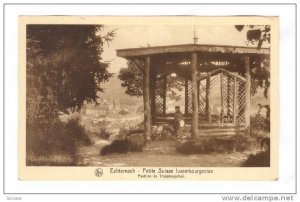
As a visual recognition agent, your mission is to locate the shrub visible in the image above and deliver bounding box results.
[119,109,130,115]
[234,134,257,152]
[250,106,270,138]
[64,118,91,146]
[100,139,131,155]
[100,132,145,155]
[26,118,91,165]
[97,128,112,140]
[242,150,270,167]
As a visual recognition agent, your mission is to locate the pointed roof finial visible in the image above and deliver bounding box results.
[193,25,198,44]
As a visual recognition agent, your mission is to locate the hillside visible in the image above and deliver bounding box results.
[98,76,142,105]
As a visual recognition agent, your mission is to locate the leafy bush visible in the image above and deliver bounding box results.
[26,118,91,165]
[250,104,270,137]
[100,132,145,155]
[119,109,130,115]
[97,128,112,140]
[242,150,270,167]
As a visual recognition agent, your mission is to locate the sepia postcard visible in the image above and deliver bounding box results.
[19,16,279,180]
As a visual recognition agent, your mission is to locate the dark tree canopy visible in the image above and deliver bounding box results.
[118,60,143,97]
[250,57,270,98]
[118,61,185,100]
[27,25,115,125]
[235,25,271,98]
[235,25,271,49]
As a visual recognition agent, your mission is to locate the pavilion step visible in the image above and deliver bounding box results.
[183,125,245,130]
[199,128,244,133]
[198,131,237,136]
[183,126,242,136]
[198,125,245,130]
[195,134,236,139]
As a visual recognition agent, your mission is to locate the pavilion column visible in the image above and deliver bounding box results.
[197,81,200,112]
[244,56,251,130]
[227,75,231,118]
[206,75,211,123]
[163,75,167,115]
[233,75,237,124]
[191,52,199,138]
[143,56,151,142]
[184,79,188,115]
[150,72,156,123]
[220,72,224,123]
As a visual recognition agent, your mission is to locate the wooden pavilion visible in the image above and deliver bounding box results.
[116,44,270,141]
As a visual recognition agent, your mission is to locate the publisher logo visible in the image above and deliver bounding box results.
[95,168,103,177]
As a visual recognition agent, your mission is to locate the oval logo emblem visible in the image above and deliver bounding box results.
[95,168,103,177]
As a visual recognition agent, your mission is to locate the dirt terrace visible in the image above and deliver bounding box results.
[75,139,257,167]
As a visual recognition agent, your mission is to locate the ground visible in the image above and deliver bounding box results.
[75,139,257,167]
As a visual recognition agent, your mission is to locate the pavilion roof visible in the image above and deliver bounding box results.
[116,44,270,58]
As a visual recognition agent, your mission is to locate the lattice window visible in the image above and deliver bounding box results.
[209,74,220,90]
[154,77,165,116]
[198,80,206,120]
[236,78,246,124]
[186,80,193,115]
[197,70,246,125]
[222,73,235,123]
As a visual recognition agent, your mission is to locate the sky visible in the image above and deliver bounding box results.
[101,25,254,74]
[98,25,269,114]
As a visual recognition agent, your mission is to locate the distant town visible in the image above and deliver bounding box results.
[79,98,144,133]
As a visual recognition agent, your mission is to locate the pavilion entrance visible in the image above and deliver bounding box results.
[152,68,246,128]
